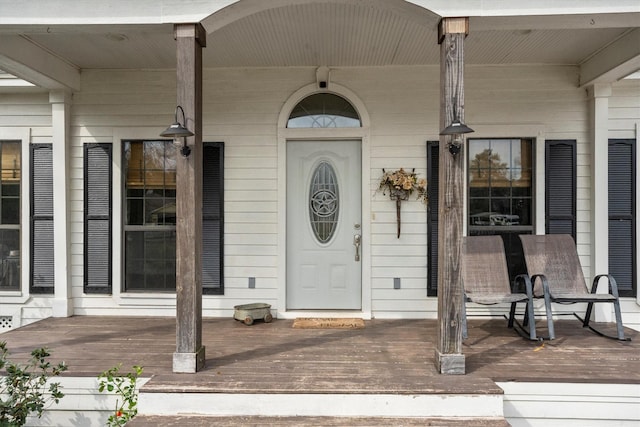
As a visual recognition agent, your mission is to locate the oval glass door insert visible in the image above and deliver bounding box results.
[309,161,339,243]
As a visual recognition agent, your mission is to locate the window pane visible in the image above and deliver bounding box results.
[469,199,490,225]
[1,142,20,184]
[513,198,532,225]
[147,199,176,225]
[1,198,19,224]
[0,229,20,290]
[491,140,511,165]
[468,140,490,161]
[490,198,511,216]
[2,183,19,196]
[287,93,361,128]
[491,185,510,198]
[469,185,489,198]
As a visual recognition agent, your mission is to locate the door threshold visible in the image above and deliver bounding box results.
[277,310,371,320]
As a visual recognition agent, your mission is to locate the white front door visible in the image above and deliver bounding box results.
[286,140,362,310]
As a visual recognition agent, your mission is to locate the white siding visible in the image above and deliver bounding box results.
[1,64,639,326]
[499,382,640,427]
[609,78,640,139]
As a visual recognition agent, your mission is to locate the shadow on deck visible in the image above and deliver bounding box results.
[1,316,637,426]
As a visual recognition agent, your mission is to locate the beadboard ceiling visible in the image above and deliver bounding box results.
[1,3,637,71]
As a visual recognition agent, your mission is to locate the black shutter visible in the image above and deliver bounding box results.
[84,144,112,293]
[30,144,54,293]
[545,140,576,239]
[427,142,439,296]
[609,139,636,297]
[202,142,224,295]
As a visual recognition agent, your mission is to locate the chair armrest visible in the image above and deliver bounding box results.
[530,273,550,299]
[513,274,534,299]
[592,274,620,298]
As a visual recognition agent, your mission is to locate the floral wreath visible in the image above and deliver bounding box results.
[378,168,427,204]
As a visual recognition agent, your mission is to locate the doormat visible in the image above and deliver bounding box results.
[292,318,365,329]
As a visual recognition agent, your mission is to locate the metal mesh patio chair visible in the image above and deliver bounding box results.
[520,234,628,341]
[462,235,537,340]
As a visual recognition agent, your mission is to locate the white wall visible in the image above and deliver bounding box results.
[0,64,638,327]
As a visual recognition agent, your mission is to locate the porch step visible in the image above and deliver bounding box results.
[137,391,505,419]
[128,415,511,426]
[136,375,506,420]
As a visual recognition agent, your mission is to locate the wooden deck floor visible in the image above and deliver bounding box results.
[1,316,637,391]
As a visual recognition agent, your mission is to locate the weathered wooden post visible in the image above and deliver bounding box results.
[173,23,206,373]
[435,17,469,375]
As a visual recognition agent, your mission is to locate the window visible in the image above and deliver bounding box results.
[123,140,225,293]
[0,141,20,291]
[287,93,361,128]
[468,138,533,228]
[123,141,177,291]
[468,138,534,281]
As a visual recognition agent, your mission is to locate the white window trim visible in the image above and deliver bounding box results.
[112,127,177,306]
[0,127,31,303]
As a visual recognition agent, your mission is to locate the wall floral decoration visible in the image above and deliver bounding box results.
[378,168,427,238]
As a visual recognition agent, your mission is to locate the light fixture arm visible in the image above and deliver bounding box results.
[439,97,473,156]
[159,105,194,157]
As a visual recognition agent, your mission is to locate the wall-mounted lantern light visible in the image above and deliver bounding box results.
[440,117,474,156]
[160,105,194,157]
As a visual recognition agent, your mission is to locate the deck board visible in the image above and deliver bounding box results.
[0,316,638,393]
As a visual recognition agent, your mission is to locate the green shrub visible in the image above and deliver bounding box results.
[98,364,143,426]
[0,341,67,426]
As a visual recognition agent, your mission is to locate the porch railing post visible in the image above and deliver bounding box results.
[435,17,468,375]
[173,23,206,373]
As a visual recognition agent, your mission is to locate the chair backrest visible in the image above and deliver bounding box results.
[462,235,511,296]
[519,234,588,296]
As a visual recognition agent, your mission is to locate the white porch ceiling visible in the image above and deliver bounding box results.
[0,2,638,89]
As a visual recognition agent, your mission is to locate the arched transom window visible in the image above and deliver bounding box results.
[287,93,361,128]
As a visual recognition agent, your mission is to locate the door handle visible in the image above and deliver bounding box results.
[353,234,361,262]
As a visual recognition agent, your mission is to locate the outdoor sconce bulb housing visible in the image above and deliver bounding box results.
[440,117,474,156]
[160,105,194,157]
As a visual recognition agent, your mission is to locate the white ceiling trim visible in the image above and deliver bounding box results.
[0,34,80,90]
[470,13,640,31]
[580,28,640,87]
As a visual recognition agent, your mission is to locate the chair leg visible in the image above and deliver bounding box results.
[508,302,516,328]
[613,299,626,341]
[462,300,468,340]
[543,292,555,340]
[578,301,627,341]
[583,302,594,328]
[525,299,537,340]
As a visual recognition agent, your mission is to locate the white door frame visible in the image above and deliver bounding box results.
[276,83,372,319]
